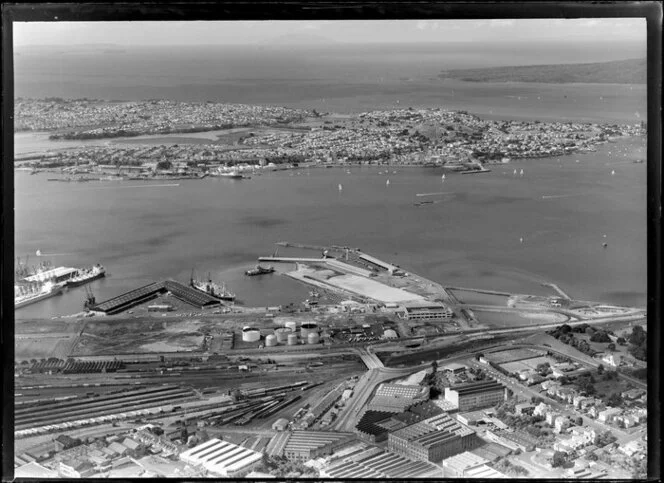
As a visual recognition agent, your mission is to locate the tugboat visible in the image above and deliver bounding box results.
[190,271,236,301]
[245,265,275,276]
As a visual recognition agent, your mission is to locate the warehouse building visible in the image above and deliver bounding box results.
[179,438,263,478]
[444,380,506,412]
[388,413,477,463]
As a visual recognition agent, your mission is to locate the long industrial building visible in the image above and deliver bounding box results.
[179,439,263,477]
[400,302,454,321]
[388,413,478,463]
[444,380,506,412]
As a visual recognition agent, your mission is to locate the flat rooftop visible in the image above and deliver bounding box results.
[324,274,425,303]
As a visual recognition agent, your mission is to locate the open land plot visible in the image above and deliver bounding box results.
[15,318,86,335]
[484,347,548,364]
[15,336,79,361]
[474,309,568,328]
[448,289,511,306]
[500,356,555,374]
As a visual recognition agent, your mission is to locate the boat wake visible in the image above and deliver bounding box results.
[541,194,584,200]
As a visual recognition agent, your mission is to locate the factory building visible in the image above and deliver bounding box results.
[399,302,454,321]
[388,413,477,463]
[179,438,263,478]
[281,431,356,461]
[367,383,429,413]
[444,380,506,412]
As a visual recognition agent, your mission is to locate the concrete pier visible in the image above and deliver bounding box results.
[542,283,572,300]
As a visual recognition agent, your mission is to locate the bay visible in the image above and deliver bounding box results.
[14,136,647,318]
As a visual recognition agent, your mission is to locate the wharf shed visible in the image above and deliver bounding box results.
[357,253,401,275]
[400,302,454,321]
[91,280,221,314]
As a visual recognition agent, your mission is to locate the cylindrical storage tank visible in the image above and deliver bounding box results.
[284,321,297,332]
[242,326,261,343]
[300,322,319,339]
[307,332,320,345]
[287,334,298,346]
[265,334,278,347]
[274,327,292,343]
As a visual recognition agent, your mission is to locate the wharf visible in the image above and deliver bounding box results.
[258,256,327,263]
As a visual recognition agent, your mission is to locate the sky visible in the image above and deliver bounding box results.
[13,19,646,47]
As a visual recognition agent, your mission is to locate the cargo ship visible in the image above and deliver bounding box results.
[245,265,275,276]
[15,281,65,309]
[190,273,236,301]
[66,264,106,288]
[215,170,243,179]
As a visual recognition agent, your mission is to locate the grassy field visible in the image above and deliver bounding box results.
[448,289,510,306]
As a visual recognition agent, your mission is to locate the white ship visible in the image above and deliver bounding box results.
[15,281,65,309]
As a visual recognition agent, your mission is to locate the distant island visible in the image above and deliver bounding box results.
[439,58,646,84]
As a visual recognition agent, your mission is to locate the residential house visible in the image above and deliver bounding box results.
[514,403,535,416]
[554,417,571,434]
[533,402,551,418]
[597,408,621,423]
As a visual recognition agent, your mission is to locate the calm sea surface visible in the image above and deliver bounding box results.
[14,136,646,318]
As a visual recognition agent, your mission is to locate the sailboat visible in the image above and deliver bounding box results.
[513,169,517,176]
[519,169,524,177]
[611,170,615,176]
[442,174,446,181]
[338,183,343,191]
[519,237,524,244]
[36,249,42,257]
[386,179,390,186]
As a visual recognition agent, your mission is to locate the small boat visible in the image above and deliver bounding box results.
[602,242,608,248]
[611,170,616,176]
[245,265,275,276]
[519,237,524,244]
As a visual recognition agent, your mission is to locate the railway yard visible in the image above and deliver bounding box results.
[13,244,648,478]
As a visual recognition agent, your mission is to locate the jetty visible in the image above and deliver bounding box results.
[541,283,572,300]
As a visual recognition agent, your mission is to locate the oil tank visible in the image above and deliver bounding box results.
[274,327,292,343]
[265,334,278,347]
[287,334,298,346]
[307,332,320,345]
[284,321,297,332]
[242,326,261,343]
[300,322,319,339]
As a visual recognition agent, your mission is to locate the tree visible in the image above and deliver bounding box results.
[551,451,567,468]
[156,160,172,171]
[590,331,611,343]
[597,364,604,375]
[617,337,627,345]
[575,416,584,426]
[628,325,646,346]
[607,343,616,352]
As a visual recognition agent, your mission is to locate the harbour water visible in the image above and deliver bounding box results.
[14,136,646,318]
